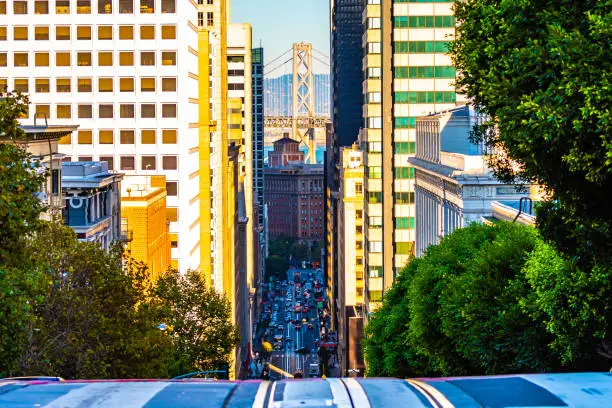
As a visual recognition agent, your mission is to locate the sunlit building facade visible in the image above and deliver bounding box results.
[362,0,462,313]
[0,0,200,271]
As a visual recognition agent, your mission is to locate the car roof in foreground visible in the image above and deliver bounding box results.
[0,373,610,407]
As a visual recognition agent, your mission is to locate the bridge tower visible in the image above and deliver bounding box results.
[292,42,317,164]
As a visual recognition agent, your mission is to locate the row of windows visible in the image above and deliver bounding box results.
[394,41,449,54]
[2,77,177,93]
[394,167,415,179]
[0,50,176,67]
[393,0,453,2]
[31,102,178,119]
[59,128,177,145]
[394,15,456,28]
[0,24,176,41]
[65,154,178,172]
[394,141,416,154]
[395,66,456,79]
[368,241,412,255]
[395,91,457,104]
[0,0,176,15]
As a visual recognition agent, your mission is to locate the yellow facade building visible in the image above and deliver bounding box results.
[121,175,171,280]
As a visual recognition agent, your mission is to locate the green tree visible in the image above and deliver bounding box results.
[150,269,240,378]
[363,222,610,377]
[0,91,48,376]
[449,1,612,274]
[268,235,295,258]
[16,222,171,379]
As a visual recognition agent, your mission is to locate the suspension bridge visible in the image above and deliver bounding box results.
[264,43,330,164]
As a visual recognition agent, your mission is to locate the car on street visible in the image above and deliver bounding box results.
[285,336,292,342]
[284,316,290,322]
[308,323,313,329]
[295,324,302,330]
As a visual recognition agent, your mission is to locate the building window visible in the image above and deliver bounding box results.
[98,0,111,13]
[355,182,363,194]
[161,51,176,66]
[77,52,92,66]
[140,25,155,40]
[120,130,135,144]
[56,26,70,40]
[98,26,112,40]
[35,0,50,13]
[120,104,135,118]
[78,78,92,92]
[161,0,174,13]
[35,79,50,92]
[14,26,28,41]
[0,27,6,41]
[394,167,415,179]
[367,191,382,204]
[368,241,382,253]
[396,242,414,255]
[119,78,134,92]
[78,156,92,162]
[367,17,380,29]
[98,51,113,66]
[56,0,69,13]
[100,156,114,169]
[98,78,113,92]
[140,0,154,13]
[120,156,135,170]
[76,26,91,40]
[56,104,71,119]
[162,129,177,144]
[162,104,177,118]
[162,156,178,170]
[76,0,91,13]
[14,53,28,67]
[56,78,71,92]
[394,142,416,154]
[35,105,50,119]
[141,129,155,144]
[78,104,92,118]
[141,156,156,170]
[197,12,204,26]
[161,25,176,39]
[207,12,214,26]
[99,104,113,118]
[161,77,176,92]
[35,26,49,40]
[140,51,155,65]
[141,104,155,118]
[119,25,134,39]
[99,130,114,144]
[0,1,7,13]
[119,0,132,13]
[14,0,27,14]
[395,192,415,204]
[119,51,134,66]
[167,208,178,222]
[395,217,415,230]
[58,135,71,145]
[369,290,383,302]
[78,130,93,144]
[166,181,178,196]
[141,77,155,92]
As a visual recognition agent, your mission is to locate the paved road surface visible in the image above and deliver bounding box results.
[268,268,320,379]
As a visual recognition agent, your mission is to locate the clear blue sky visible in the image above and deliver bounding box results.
[232,0,330,75]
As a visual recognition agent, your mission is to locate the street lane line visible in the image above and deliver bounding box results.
[342,378,371,408]
[327,378,353,408]
[252,381,270,408]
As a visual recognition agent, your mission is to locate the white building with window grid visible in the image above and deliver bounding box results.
[0,0,200,271]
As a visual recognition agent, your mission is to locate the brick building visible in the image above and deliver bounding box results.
[264,162,325,245]
[267,133,305,168]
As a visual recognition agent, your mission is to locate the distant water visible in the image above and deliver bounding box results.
[263,146,326,165]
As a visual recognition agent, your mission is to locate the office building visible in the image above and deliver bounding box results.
[330,0,364,148]
[336,144,366,376]
[61,161,123,250]
[1,0,200,272]
[362,0,464,312]
[409,106,527,256]
[252,46,264,246]
[264,142,325,244]
[121,175,171,279]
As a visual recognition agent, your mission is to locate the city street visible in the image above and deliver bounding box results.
[264,267,324,379]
